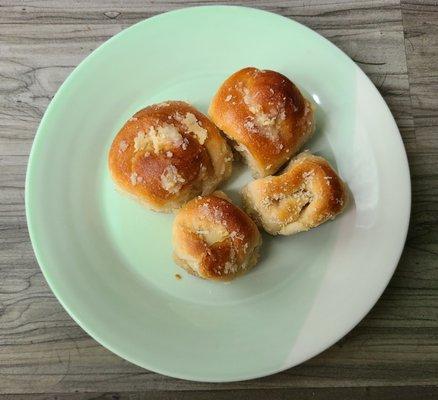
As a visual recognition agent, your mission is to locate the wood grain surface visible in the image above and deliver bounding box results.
[0,0,437,398]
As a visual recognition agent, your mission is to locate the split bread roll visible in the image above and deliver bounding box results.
[209,67,314,177]
[172,191,262,281]
[242,152,348,235]
[108,101,233,212]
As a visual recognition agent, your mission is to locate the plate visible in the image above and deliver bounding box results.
[25,6,410,382]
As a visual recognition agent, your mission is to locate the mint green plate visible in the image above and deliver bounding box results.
[25,6,410,382]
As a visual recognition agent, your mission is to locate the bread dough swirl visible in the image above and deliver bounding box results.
[242,152,348,235]
[173,192,262,281]
[209,67,314,177]
[109,101,233,212]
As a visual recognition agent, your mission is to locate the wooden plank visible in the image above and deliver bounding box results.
[400,0,438,336]
[0,0,404,25]
[2,386,438,400]
[402,1,438,148]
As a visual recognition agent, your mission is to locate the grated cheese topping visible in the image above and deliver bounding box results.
[119,140,128,152]
[130,172,138,186]
[133,131,148,152]
[302,170,315,180]
[324,176,332,186]
[181,137,189,150]
[242,87,285,142]
[150,124,183,153]
[229,231,244,241]
[243,118,257,132]
[181,112,208,145]
[223,261,237,275]
[160,164,185,193]
[133,124,183,154]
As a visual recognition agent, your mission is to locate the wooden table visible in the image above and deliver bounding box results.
[1,1,437,398]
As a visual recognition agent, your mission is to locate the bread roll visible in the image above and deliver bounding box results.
[172,191,262,281]
[108,101,233,212]
[209,67,314,177]
[242,152,348,235]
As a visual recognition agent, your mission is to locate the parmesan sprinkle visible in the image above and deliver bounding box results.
[199,164,207,177]
[272,193,286,201]
[223,262,237,275]
[200,203,210,216]
[230,231,244,240]
[181,137,189,150]
[302,170,315,180]
[304,101,311,115]
[242,87,283,141]
[133,131,147,152]
[130,172,138,185]
[119,140,128,152]
[149,124,183,153]
[244,118,256,132]
[243,87,262,114]
[174,112,183,121]
[225,94,232,102]
[160,165,185,193]
[213,207,224,221]
[133,124,183,154]
[278,109,286,121]
[181,112,208,145]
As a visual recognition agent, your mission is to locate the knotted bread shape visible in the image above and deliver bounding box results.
[172,191,262,281]
[209,67,314,177]
[109,101,233,212]
[242,152,348,235]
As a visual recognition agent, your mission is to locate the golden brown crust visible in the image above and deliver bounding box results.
[108,101,233,212]
[172,191,262,281]
[242,152,348,235]
[208,67,314,177]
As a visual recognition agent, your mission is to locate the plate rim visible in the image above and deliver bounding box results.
[25,5,411,382]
